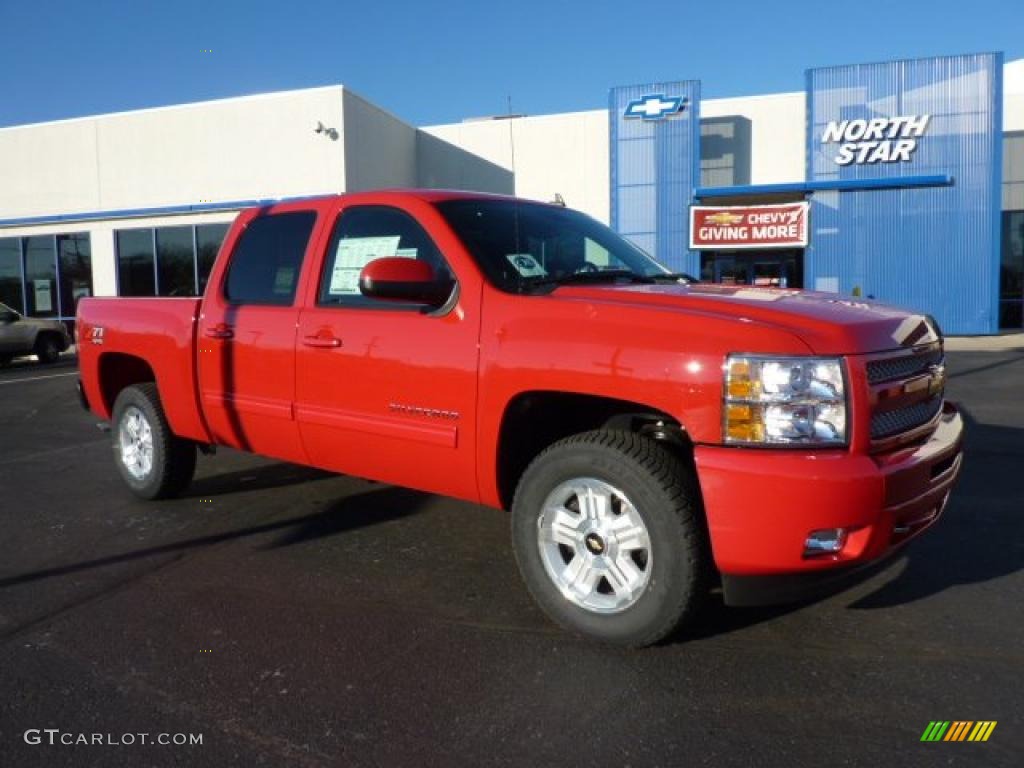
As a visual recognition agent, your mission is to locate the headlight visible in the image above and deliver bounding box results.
[723,355,847,445]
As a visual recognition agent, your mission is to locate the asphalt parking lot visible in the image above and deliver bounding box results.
[0,350,1021,767]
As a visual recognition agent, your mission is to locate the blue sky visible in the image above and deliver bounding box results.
[0,0,1020,128]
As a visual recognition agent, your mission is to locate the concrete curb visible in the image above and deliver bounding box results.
[944,333,1024,352]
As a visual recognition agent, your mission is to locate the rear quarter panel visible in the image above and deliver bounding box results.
[77,297,209,442]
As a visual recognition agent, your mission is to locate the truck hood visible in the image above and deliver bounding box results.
[554,283,940,355]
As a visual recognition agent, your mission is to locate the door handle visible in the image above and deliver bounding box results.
[302,334,342,349]
[205,323,234,340]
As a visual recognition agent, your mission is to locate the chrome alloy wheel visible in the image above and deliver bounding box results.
[536,478,653,614]
[118,405,154,480]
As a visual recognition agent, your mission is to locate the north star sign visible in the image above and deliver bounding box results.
[624,94,688,120]
[821,114,931,165]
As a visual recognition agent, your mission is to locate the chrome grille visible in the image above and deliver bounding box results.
[871,397,943,439]
[866,348,943,384]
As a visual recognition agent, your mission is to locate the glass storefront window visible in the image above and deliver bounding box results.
[117,229,156,297]
[117,223,232,298]
[1000,211,1024,329]
[0,238,23,313]
[156,226,196,296]
[196,223,230,294]
[57,233,93,319]
[23,236,58,317]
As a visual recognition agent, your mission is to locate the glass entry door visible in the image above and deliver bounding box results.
[701,250,804,289]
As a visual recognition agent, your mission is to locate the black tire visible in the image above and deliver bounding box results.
[111,383,196,500]
[34,334,61,364]
[511,430,709,647]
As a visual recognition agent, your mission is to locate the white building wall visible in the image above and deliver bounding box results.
[416,131,514,194]
[1003,59,1024,211]
[0,86,348,220]
[700,91,806,185]
[341,90,417,192]
[424,110,610,223]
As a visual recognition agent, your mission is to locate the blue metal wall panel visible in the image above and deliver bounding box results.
[806,53,1003,334]
[610,82,700,274]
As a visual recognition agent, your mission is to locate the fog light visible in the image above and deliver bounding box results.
[804,528,847,556]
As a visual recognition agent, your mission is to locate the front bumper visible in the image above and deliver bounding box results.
[694,402,963,602]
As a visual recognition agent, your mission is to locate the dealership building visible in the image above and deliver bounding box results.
[1,51,1022,334]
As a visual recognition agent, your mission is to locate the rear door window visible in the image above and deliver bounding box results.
[224,212,317,305]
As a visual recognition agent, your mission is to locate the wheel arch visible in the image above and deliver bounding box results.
[494,390,696,511]
[97,352,158,417]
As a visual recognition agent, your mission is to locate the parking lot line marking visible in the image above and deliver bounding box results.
[0,372,78,385]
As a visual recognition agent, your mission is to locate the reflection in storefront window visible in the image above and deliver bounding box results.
[1000,211,1024,329]
[23,236,58,318]
[116,223,232,297]
[156,226,196,297]
[0,238,23,313]
[57,234,93,317]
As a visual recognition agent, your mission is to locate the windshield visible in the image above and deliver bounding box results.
[434,199,671,293]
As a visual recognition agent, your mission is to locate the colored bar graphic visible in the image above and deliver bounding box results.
[944,721,972,741]
[921,721,949,741]
[921,721,996,742]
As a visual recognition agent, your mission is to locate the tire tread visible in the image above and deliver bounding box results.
[512,429,708,646]
[113,383,196,499]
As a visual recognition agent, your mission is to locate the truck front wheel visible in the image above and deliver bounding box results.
[111,383,196,500]
[511,430,709,646]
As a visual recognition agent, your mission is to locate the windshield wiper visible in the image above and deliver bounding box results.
[643,272,698,284]
[518,269,642,293]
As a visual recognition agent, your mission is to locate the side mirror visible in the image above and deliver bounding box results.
[359,257,451,307]
[0,310,17,323]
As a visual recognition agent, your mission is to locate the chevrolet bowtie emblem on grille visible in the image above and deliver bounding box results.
[624,94,688,120]
[902,364,946,396]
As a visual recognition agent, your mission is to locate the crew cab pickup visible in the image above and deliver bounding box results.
[77,190,963,646]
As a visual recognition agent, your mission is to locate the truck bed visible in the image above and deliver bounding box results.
[77,297,209,443]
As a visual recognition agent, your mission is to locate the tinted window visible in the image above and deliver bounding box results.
[197,223,230,294]
[1000,211,1024,329]
[117,229,156,297]
[319,206,454,308]
[57,233,92,316]
[0,238,23,313]
[23,236,58,317]
[435,199,667,293]
[225,212,316,305]
[156,226,196,296]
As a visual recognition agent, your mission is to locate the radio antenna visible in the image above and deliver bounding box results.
[507,94,517,179]
[507,94,522,267]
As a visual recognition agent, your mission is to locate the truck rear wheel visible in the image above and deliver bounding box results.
[111,383,196,499]
[511,430,709,647]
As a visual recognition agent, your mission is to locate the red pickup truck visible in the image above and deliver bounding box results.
[77,190,963,646]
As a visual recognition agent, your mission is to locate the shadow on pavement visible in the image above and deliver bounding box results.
[0,486,430,590]
[678,405,1024,640]
[184,462,335,498]
[847,410,1024,610]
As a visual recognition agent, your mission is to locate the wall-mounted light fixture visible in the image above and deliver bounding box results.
[314,121,339,141]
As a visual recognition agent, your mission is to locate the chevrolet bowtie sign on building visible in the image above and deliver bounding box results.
[607,52,1006,334]
[623,94,689,120]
